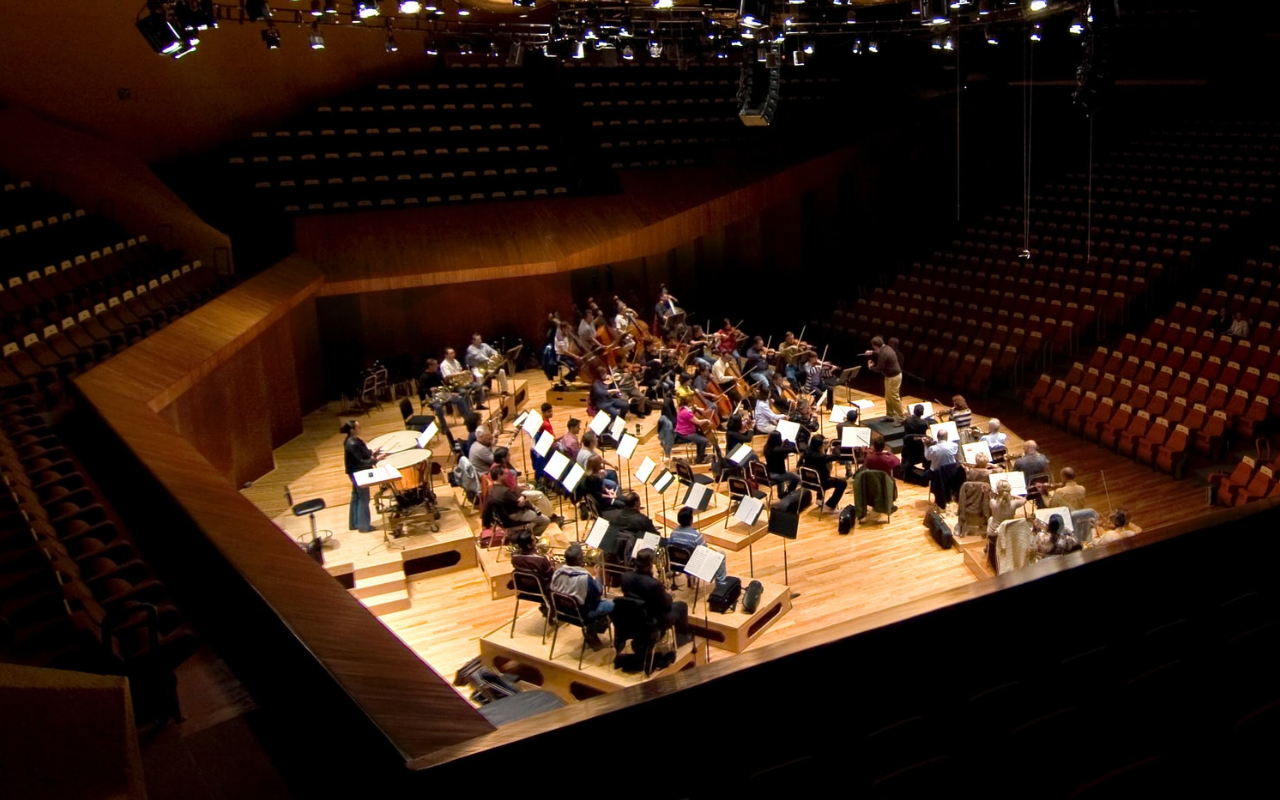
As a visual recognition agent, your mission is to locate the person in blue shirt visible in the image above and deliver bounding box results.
[664,507,727,581]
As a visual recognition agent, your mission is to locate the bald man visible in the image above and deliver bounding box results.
[1014,440,1050,479]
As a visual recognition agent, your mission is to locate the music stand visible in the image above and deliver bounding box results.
[634,455,657,513]
[767,508,800,594]
[356,464,405,554]
[651,468,675,532]
[616,432,639,491]
[729,494,766,576]
[837,366,862,404]
[682,482,713,526]
[503,344,523,378]
[682,545,726,664]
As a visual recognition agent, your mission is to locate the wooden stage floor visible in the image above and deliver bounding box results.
[242,368,1223,702]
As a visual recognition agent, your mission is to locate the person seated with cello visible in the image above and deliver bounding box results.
[686,325,714,370]
[674,396,712,464]
[654,286,681,335]
[711,352,742,402]
[590,366,629,420]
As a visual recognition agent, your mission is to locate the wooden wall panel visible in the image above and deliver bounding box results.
[290,298,326,420]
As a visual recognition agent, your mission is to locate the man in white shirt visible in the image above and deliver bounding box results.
[464,333,509,396]
[925,429,959,469]
[1228,313,1251,339]
[553,322,581,382]
[441,347,485,410]
[981,418,1008,454]
[925,429,962,509]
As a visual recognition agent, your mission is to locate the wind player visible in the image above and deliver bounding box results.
[441,347,486,410]
[464,333,509,396]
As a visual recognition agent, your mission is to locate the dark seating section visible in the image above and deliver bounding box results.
[0,396,197,725]
[0,175,237,408]
[818,119,1278,395]
[1025,243,1280,475]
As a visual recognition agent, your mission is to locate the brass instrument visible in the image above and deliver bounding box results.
[446,371,473,389]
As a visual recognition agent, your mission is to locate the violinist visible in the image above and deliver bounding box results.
[655,286,680,334]
[802,351,840,411]
[778,331,807,384]
[715,318,747,359]
[685,325,714,369]
[640,339,673,395]
[753,389,784,435]
[799,434,847,510]
[554,321,582,382]
[744,336,773,391]
[590,366,629,420]
[674,396,711,463]
[725,413,757,464]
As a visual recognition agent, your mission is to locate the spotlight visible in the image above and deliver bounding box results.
[173,39,198,59]
[324,0,337,13]
[356,1,379,19]
[741,27,754,39]
[911,0,922,15]
[1069,16,1084,34]
[924,0,948,24]
[400,0,421,12]
[977,0,990,13]
[1030,23,1042,41]
[386,32,398,51]
[654,0,674,7]
[310,0,323,15]
[803,42,813,54]
[309,23,325,49]
[572,41,584,58]
[868,40,879,53]
[425,42,439,54]
[583,28,597,39]
[943,36,953,50]
[458,7,470,15]
[648,40,663,57]
[512,0,535,6]
[175,0,217,32]
[931,36,942,50]
[1029,0,1047,10]
[137,13,184,55]
[246,0,272,21]
[621,44,634,59]
[852,38,862,54]
[262,25,282,49]
[985,26,999,44]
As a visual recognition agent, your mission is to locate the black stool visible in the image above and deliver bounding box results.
[286,487,334,550]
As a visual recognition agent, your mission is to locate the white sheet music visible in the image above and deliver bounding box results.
[534,430,556,457]
[416,421,438,450]
[917,402,935,419]
[521,409,543,438]
[962,441,993,465]
[990,471,1027,495]
[652,469,675,493]
[512,411,529,430]
[617,433,639,459]
[729,443,754,465]
[1035,506,1075,533]
[355,463,402,487]
[684,482,710,510]
[928,420,960,443]
[829,404,853,424]
[586,517,612,548]
[543,450,572,480]
[588,410,612,435]
[561,463,586,493]
[631,532,662,559]
[609,415,627,440]
[853,398,875,410]
[734,495,764,526]
[684,546,726,584]
[776,419,801,443]
[635,456,657,483]
[816,390,828,410]
[841,426,871,449]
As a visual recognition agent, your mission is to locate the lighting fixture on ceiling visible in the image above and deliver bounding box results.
[572,40,585,58]
[621,44,634,59]
[1069,15,1084,34]
[654,0,674,8]
[648,40,663,57]
[262,24,282,49]
[309,23,325,49]
[137,13,185,56]
[324,0,337,13]
[356,1,379,19]
[1030,22,1042,40]
[399,1,421,13]
[985,26,998,44]
[1029,0,1048,10]
[310,0,323,15]
[867,40,879,53]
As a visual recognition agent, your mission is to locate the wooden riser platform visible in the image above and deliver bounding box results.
[656,490,732,529]
[957,537,995,580]
[677,579,791,653]
[480,610,697,703]
[546,385,591,407]
[477,545,517,600]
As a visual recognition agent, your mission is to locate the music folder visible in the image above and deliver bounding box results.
[683,482,712,512]
[416,421,438,450]
[586,517,612,548]
[928,420,960,443]
[512,410,529,431]
[533,430,556,457]
[684,546,726,584]
[728,443,754,465]
[841,425,871,449]
[616,432,639,460]
[962,441,993,465]
[630,531,662,559]
[588,410,612,436]
[829,404,854,424]
[355,463,402,487]
[634,456,657,483]
[768,509,799,540]
[733,495,765,527]
[520,409,544,438]
[652,469,675,493]
[609,415,627,440]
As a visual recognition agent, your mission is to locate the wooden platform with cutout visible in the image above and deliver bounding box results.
[479,610,697,703]
[677,578,791,653]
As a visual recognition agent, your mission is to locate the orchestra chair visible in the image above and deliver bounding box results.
[799,466,828,517]
[725,476,764,528]
[511,568,554,644]
[666,542,695,590]
[357,372,381,413]
[284,485,331,549]
[747,459,777,506]
[1025,472,1051,508]
[674,458,715,505]
[549,591,611,670]
[399,398,434,433]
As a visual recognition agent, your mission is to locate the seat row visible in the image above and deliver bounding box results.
[0,212,129,278]
[282,185,569,214]
[0,182,77,233]
[1213,454,1280,508]
[0,399,197,725]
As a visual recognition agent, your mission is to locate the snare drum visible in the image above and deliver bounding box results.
[385,450,431,491]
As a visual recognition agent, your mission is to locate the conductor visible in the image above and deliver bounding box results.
[864,336,904,423]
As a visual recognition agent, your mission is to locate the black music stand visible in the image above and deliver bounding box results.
[836,366,862,404]
[768,508,800,596]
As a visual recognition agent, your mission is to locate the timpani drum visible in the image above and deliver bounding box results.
[385,449,431,491]
[368,430,421,456]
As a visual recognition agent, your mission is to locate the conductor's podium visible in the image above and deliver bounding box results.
[480,610,697,703]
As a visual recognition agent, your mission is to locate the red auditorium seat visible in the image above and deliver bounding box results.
[1232,465,1275,506]
[1084,397,1117,441]
[1235,396,1270,439]
[1023,374,1052,414]
[1052,386,1082,427]
[1117,410,1152,458]
[1217,456,1258,505]
[1099,404,1134,450]
[1037,379,1068,421]
[1136,418,1170,465]
[1194,411,1229,457]
[1156,424,1190,477]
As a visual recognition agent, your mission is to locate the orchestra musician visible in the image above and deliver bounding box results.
[753,389,785,435]
[417,357,473,422]
[577,431,620,489]
[577,309,603,351]
[711,352,740,399]
[763,430,801,495]
[802,351,840,411]
[342,419,382,533]
[590,366,630,420]
[654,286,681,335]
[778,331,807,384]
[685,325,714,370]
[714,318,747,359]
[553,321,582,382]
[674,396,711,463]
[743,336,773,391]
[799,434,847,510]
[441,347,486,410]
[464,333,509,396]
[725,413,757,464]
[903,404,935,437]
